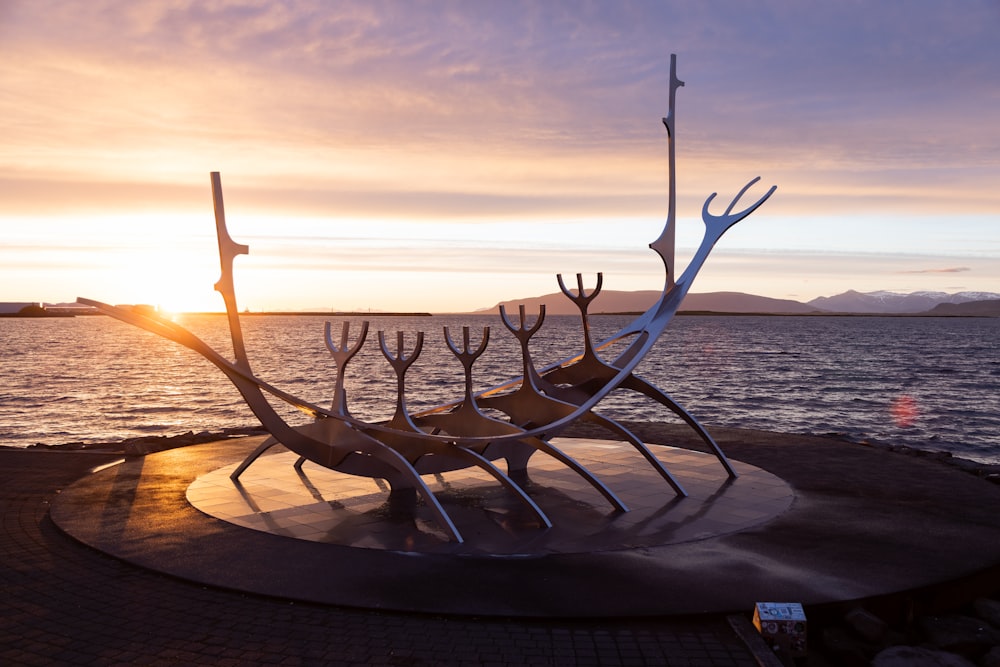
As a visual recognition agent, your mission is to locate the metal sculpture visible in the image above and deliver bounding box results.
[79,55,775,543]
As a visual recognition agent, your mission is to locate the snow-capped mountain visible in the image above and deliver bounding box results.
[807,290,1000,314]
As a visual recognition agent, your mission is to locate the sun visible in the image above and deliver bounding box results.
[112,265,221,314]
[137,266,223,314]
[108,215,224,314]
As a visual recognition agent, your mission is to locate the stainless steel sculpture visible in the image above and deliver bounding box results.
[80,55,775,543]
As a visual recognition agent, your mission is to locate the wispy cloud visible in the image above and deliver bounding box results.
[898,267,971,274]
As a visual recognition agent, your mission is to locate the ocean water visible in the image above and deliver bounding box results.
[1,313,998,463]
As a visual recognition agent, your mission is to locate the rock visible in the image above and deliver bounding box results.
[820,626,872,666]
[871,646,976,667]
[844,606,888,643]
[120,429,266,457]
[918,614,1000,658]
[923,450,953,461]
[123,441,156,457]
[123,431,195,457]
[974,598,1000,629]
[980,646,1000,667]
[947,458,986,474]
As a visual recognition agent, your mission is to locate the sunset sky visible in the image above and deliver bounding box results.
[2,1,998,313]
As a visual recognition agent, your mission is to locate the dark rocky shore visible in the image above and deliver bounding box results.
[10,425,269,456]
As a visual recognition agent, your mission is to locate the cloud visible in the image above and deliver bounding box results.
[2,1,999,310]
[897,267,971,274]
[5,2,1000,198]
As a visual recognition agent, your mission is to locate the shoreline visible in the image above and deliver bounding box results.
[3,425,269,456]
[5,421,999,484]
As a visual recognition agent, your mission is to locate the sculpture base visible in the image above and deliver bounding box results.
[50,434,1000,617]
[187,439,791,555]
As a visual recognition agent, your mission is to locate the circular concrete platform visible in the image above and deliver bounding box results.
[50,431,1000,617]
[186,439,793,555]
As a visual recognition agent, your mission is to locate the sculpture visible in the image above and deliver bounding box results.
[79,55,775,543]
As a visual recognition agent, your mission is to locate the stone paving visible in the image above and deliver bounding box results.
[0,450,758,666]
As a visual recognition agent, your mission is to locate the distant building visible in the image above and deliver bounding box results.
[0,302,41,314]
[0,302,101,317]
[43,302,101,315]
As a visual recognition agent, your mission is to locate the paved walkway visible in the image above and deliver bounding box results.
[1,449,757,666]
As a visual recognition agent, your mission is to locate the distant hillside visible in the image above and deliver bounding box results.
[483,291,818,316]
[808,290,1000,314]
[680,292,820,314]
[923,300,1000,317]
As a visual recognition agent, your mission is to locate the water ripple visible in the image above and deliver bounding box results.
[1,314,998,463]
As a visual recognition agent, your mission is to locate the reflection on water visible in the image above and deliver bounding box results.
[1,314,998,463]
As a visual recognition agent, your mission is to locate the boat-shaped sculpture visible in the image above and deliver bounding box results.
[80,55,775,543]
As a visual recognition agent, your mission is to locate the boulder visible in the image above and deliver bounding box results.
[980,646,1000,667]
[819,626,872,666]
[918,614,1000,658]
[974,598,1000,630]
[844,606,888,643]
[871,646,975,667]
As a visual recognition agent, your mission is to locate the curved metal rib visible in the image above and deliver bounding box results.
[377,328,552,529]
[423,323,628,512]
[620,374,738,479]
[581,411,688,497]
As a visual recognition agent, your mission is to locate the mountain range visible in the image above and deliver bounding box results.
[806,290,1000,314]
[483,290,1000,316]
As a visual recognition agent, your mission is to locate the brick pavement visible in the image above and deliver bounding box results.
[0,450,757,666]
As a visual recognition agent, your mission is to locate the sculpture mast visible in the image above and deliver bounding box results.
[649,53,684,288]
[210,172,252,369]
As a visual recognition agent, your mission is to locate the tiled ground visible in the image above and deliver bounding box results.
[187,438,793,555]
[52,429,1000,620]
[0,449,762,666]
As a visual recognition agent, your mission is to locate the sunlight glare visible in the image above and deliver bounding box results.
[890,394,919,428]
[107,212,221,313]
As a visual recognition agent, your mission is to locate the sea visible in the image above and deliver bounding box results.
[2,313,998,464]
